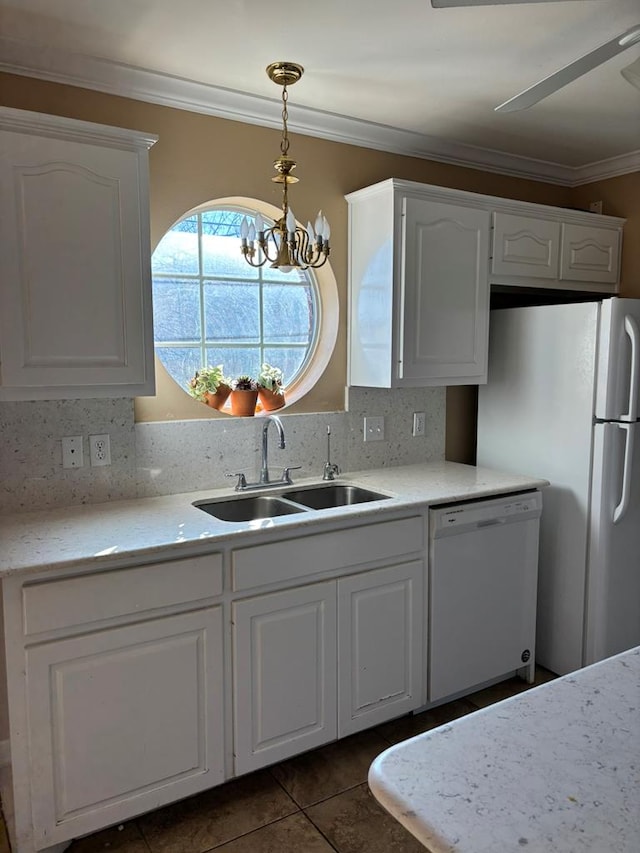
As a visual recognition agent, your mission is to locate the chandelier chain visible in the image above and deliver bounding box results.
[280,85,290,158]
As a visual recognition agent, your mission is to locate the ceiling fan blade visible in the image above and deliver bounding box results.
[432,1,578,7]
[495,25,640,112]
[621,55,640,91]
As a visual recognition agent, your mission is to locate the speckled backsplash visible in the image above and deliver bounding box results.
[0,387,445,514]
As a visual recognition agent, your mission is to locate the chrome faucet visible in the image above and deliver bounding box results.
[226,414,301,491]
[260,415,285,484]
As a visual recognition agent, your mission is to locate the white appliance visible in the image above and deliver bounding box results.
[477,297,640,675]
[429,492,542,703]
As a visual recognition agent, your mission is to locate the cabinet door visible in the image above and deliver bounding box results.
[233,582,337,774]
[338,561,424,736]
[492,212,560,279]
[560,223,620,284]
[401,198,490,384]
[0,117,155,399]
[26,608,225,846]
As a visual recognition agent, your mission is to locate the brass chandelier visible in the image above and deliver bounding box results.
[240,62,330,273]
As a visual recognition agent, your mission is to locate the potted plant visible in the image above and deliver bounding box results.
[256,363,285,411]
[187,365,232,411]
[230,375,258,417]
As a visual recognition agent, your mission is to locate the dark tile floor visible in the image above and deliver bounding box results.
[3,668,556,853]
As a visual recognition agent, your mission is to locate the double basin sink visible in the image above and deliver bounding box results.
[194,484,391,522]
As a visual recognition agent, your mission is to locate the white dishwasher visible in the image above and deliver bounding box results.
[428,491,542,704]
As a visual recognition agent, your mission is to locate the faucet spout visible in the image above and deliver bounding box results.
[260,415,285,484]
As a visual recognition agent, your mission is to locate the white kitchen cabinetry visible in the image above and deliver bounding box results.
[491,213,560,280]
[0,107,157,400]
[3,552,225,853]
[347,180,625,389]
[232,515,425,773]
[347,180,491,387]
[560,223,620,284]
[338,560,423,736]
[233,582,338,775]
[26,608,225,848]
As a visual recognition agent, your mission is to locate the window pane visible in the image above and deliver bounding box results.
[204,282,260,342]
[152,279,201,342]
[152,217,199,274]
[263,347,308,383]
[206,347,261,380]
[156,347,201,391]
[263,285,313,343]
[202,233,257,279]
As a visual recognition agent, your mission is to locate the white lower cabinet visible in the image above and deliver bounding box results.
[25,608,226,847]
[233,582,338,775]
[233,560,424,773]
[337,561,423,736]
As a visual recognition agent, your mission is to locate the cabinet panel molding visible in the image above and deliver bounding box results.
[0,107,157,400]
[492,213,560,279]
[26,607,225,845]
[233,582,337,774]
[338,560,424,736]
[560,223,620,283]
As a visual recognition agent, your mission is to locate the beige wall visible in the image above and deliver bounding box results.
[1,73,637,461]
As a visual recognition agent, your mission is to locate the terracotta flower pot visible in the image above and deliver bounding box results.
[204,384,231,411]
[258,387,285,411]
[230,388,258,417]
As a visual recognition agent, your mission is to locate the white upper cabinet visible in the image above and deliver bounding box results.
[560,223,620,284]
[347,179,625,389]
[347,180,491,387]
[0,108,157,400]
[492,213,560,280]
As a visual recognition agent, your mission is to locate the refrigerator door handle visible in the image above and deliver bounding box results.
[621,315,639,421]
[613,423,635,524]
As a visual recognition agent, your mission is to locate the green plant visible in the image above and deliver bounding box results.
[233,375,257,391]
[187,365,230,401]
[257,363,284,394]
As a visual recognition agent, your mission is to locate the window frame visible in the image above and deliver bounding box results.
[150,196,339,415]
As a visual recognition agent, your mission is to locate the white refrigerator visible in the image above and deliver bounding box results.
[477,297,640,676]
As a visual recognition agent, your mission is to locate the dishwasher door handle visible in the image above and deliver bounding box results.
[476,518,507,528]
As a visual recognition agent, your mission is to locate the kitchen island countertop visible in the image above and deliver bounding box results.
[0,461,547,577]
[369,646,640,853]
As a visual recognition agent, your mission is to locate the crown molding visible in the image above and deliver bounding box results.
[0,37,637,188]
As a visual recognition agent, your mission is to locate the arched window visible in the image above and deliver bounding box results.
[151,201,334,412]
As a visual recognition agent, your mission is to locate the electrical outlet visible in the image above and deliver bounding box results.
[89,434,111,467]
[62,436,84,469]
[412,411,426,437]
[363,416,385,442]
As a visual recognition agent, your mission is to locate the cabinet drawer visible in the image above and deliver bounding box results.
[22,553,223,636]
[232,516,424,591]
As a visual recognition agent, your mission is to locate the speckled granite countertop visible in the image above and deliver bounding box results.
[0,461,547,577]
[369,646,640,853]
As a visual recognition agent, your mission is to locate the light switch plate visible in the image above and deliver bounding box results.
[363,416,385,442]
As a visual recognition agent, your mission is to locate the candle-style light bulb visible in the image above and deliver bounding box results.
[286,208,296,235]
[240,216,249,239]
[323,216,331,242]
[314,211,324,240]
[248,223,256,242]
[255,212,264,234]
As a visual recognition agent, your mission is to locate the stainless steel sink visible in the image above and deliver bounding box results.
[280,484,390,510]
[194,494,304,522]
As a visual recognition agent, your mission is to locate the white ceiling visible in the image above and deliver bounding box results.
[1,0,639,185]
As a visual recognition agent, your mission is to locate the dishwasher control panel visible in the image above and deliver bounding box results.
[430,491,543,537]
